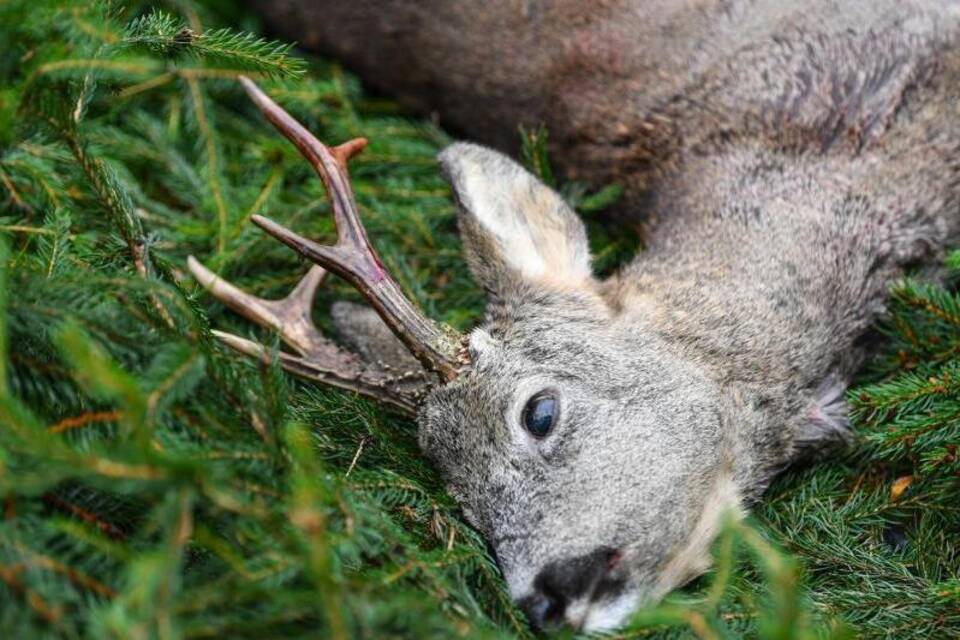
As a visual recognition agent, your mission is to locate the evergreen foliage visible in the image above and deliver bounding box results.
[0,1,956,638]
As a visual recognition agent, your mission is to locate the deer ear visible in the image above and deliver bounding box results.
[438,143,593,294]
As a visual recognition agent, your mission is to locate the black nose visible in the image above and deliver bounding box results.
[519,546,623,631]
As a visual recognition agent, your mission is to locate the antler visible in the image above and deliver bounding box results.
[188,76,464,414]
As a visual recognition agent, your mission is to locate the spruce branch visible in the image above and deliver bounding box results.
[62,133,149,273]
[519,123,555,188]
[122,10,307,79]
[892,280,960,329]
[0,238,9,398]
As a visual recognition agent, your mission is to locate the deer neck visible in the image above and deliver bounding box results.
[605,140,954,451]
[601,141,956,495]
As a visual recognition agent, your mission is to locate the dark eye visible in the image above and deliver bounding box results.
[522,390,559,438]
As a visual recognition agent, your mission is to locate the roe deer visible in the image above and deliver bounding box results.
[190,1,960,628]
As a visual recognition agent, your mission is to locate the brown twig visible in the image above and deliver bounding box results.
[42,493,126,540]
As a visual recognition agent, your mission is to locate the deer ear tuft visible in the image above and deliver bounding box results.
[439,142,593,295]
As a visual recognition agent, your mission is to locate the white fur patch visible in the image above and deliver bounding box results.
[457,157,548,277]
[467,328,497,361]
[443,143,592,285]
[580,590,641,632]
[653,473,743,599]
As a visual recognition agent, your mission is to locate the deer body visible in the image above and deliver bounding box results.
[194,1,960,631]
[252,1,960,213]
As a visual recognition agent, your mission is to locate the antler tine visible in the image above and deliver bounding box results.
[187,256,425,415]
[238,76,464,382]
[210,331,420,416]
[187,256,326,357]
[239,76,369,246]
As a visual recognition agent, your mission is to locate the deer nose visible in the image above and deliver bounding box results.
[519,546,622,631]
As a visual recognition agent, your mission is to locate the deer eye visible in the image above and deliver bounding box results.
[522,390,559,438]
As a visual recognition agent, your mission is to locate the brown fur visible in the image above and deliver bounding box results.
[252,1,960,218]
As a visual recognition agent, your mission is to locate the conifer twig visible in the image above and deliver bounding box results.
[123,10,306,79]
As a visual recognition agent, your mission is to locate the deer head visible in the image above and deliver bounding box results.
[190,79,747,632]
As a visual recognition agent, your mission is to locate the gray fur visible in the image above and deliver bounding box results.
[420,35,960,629]
[267,1,960,631]
[420,127,960,628]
